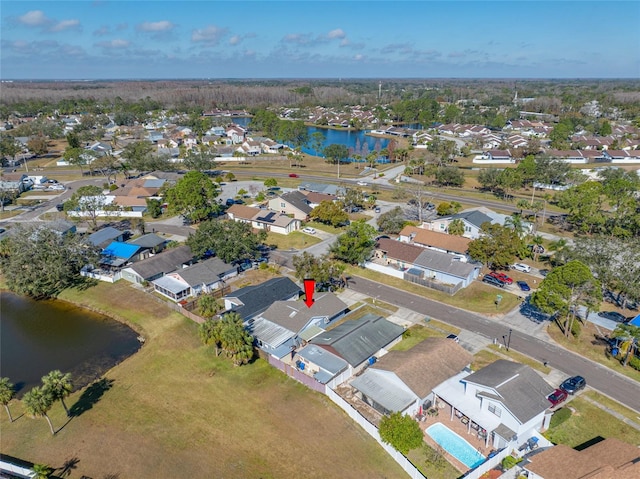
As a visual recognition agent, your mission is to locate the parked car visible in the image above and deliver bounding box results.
[539,269,550,277]
[547,388,568,407]
[446,334,460,343]
[482,275,505,288]
[357,181,368,186]
[374,206,381,213]
[288,173,299,178]
[517,281,531,292]
[56,203,65,211]
[489,272,513,284]
[302,227,316,234]
[512,263,531,273]
[560,375,586,395]
[597,311,628,323]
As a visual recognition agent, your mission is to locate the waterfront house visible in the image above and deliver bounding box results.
[223,277,301,322]
[121,245,194,284]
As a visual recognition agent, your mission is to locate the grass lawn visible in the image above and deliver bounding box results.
[390,323,460,352]
[486,344,551,374]
[471,350,503,371]
[407,444,461,479]
[544,397,640,447]
[265,230,322,250]
[1,281,406,479]
[345,266,520,315]
[546,319,640,382]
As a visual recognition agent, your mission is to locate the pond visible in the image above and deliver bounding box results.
[0,291,141,396]
[232,117,390,160]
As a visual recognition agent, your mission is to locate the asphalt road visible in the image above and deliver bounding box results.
[348,276,640,413]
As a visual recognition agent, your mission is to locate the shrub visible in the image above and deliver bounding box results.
[501,455,521,470]
[379,412,423,454]
[549,407,572,428]
[628,356,640,371]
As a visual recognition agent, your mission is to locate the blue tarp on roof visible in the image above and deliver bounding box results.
[629,314,640,327]
[102,241,141,260]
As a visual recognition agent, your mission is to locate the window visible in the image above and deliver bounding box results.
[280,202,286,208]
[465,226,471,232]
[439,223,445,230]
[488,404,502,417]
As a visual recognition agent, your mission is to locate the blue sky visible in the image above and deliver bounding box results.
[1,1,639,79]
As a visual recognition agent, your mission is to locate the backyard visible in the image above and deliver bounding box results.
[0,281,406,479]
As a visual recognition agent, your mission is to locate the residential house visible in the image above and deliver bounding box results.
[297,182,341,196]
[87,226,126,248]
[474,150,514,164]
[545,150,590,164]
[399,225,471,259]
[226,204,301,234]
[206,126,226,136]
[100,241,146,268]
[152,257,238,302]
[47,219,77,236]
[432,360,555,449]
[372,238,480,290]
[223,277,301,322]
[350,337,473,416]
[121,245,194,284]
[226,125,246,144]
[126,233,166,254]
[422,209,494,239]
[268,190,313,221]
[299,191,337,208]
[309,313,404,374]
[293,344,350,386]
[238,139,262,156]
[523,437,640,479]
[248,292,349,359]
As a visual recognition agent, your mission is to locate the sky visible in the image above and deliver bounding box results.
[1,1,639,80]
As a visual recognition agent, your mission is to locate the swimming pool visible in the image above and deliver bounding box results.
[425,423,485,469]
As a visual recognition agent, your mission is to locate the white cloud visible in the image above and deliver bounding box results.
[192,25,227,44]
[50,19,80,32]
[137,21,174,32]
[96,39,130,49]
[18,10,49,26]
[327,28,346,39]
[94,26,110,36]
[229,35,241,46]
[354,54,364,61]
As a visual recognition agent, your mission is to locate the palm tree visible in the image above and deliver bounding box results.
[0,377,16,422]
[531,235,545,262]
[23,386,56,435]
[505,213,526,238]
[32,463,54,479]
[613,324,640,366]
[42,370,73,417]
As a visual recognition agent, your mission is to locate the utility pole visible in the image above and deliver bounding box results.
[507,329,512,352]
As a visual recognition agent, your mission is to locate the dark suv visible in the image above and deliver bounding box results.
[560,375,586,394]
[482,275,505,288]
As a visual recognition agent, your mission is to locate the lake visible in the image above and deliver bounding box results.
[232,117,390,160]
[0,292,141,396]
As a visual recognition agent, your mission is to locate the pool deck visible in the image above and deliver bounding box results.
[417,404,495,473]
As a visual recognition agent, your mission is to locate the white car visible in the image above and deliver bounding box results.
[512,263,531,273]
[356,181,368,186]
[302,227,316,234]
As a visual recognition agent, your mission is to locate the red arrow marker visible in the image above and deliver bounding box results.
[303,279,315,308]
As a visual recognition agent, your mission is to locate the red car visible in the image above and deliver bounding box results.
[547,388,568,407]
[489,272,513,285]
[289,173,299,178]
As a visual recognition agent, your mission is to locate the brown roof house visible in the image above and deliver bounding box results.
[350,337,473,416]
[226,204,301,235]
[523,437,640,479]
[399,225,471,258]
[372,238,480,292]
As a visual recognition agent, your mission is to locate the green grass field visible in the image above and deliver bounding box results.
[1,282,406,479]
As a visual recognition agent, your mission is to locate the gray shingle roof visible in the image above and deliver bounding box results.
[129,245,193,280]
[259,292,347,331]
[463,360,554,424]
[311,314,404,367]
[224,277,301,321]
[177,258,236,287]
[87,226,124,247]
[413,248,477,279]
[127,233,165,249]
[279,190,313,214]
[450,210,493,229]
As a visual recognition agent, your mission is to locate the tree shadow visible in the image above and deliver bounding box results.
[56,457,80,477]
[69,378,114,418]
